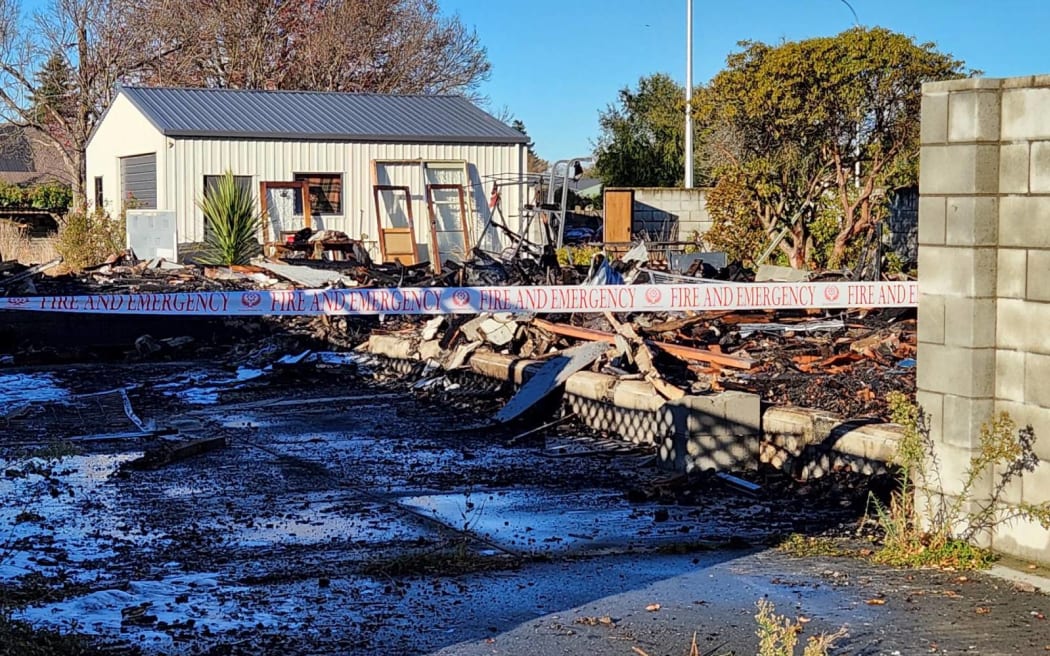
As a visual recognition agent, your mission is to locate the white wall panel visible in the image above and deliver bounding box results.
[168,138,524,261]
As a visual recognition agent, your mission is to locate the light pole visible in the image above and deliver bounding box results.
[684,0,694,189]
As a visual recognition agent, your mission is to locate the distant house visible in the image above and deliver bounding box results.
[86,86,529,262]
[0,125,71,187]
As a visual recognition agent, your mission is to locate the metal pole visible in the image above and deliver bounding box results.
[684,0,694,189]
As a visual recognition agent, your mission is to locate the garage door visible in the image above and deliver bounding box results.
[120,153,157,209]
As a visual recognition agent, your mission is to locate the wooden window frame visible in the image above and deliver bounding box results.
[259,181,311,246]
[293,172,343,215]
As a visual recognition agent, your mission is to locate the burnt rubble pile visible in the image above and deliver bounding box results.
[1,248,915,420]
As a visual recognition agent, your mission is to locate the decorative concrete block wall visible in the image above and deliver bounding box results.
[629,188,714,241]
[919,75,1050,561]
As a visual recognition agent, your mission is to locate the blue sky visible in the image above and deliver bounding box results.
[442,0,1050,162]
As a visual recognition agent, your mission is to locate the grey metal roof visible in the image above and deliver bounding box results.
[118,86,528,145]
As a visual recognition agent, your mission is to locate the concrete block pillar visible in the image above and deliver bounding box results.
[919,76,1050,561]
[918,79,1002,518]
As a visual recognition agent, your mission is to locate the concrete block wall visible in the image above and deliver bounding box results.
[365,334,904,478]
[919,75,1050,563]
[628,188,714,241]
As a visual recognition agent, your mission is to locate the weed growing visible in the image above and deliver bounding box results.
[754,599,846,656]
[776,534,850,558]
[870,392,1050,569]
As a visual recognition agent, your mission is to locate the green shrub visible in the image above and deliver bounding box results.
[0,181,72,211]
[0,182,26,208]
[27,182,73,211]
[555,244,603,266]
[196,171,261,266]
[55,209,125,271]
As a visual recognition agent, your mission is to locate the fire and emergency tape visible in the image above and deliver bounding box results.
[0,281,918,316]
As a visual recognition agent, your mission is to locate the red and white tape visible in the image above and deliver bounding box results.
[0,281,918,316]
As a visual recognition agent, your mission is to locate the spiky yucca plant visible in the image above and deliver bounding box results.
[197,171,260,265]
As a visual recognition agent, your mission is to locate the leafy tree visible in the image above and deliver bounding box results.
[594,73,701,188]
[701,27,968,268]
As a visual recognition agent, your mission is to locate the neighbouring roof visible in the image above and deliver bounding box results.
[117,86,529,145]
[0,125,72,186]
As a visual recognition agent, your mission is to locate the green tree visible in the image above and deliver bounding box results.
[594,73,699,188]
[511,119,549,173]
[29,50,74,125]
[701,27,968,268]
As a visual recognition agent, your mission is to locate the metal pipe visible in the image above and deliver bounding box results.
[684,0,694,189]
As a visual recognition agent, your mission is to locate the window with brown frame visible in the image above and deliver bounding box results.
[293,173,342,214]
[203,175,253,199]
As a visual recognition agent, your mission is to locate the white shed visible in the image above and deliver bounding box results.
[86,86,528,263]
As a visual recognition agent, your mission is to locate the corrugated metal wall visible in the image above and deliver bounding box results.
[168,138,525,260]
[119,153,158,209]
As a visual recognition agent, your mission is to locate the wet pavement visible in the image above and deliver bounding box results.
[2,360,1050,655]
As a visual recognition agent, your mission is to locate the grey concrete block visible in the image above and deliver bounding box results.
[941,395,995,449]
[1026,353,1050,408]
[917,246,997,297]
[989,515,1050,564]
[921,92,949,144]
[918,293,945,344]
[721,391,762,436]
[1027,250,1050,302]
[918,144,1000,195]
[829,424,902,462]
[997,299,1050,354]
[930,441,993,498]
[916,342,996,398]
[916,390,944,442]
[996,349,1027,403]
[564,370,616,402]
[1001,76,1037,89]
[944,297,997,347]
[949,90,1001,142]
[1031,142,1050,194]
[925,77,1002,93]
[998,249,1028,299]
[1002,88,1050,140]
[761,406,823,447]
[662,392,763,472]
[945,196,998,246]
[918,196,946,246]
[611,380,666,412]
[999,143,1030,193]
[999,196,1050,248]
[681,432,760,472]
[1021,459,1050,504]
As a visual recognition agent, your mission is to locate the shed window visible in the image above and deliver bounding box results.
[203,175,253,199]
[93,177,103,210]
[293,173,342,214]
